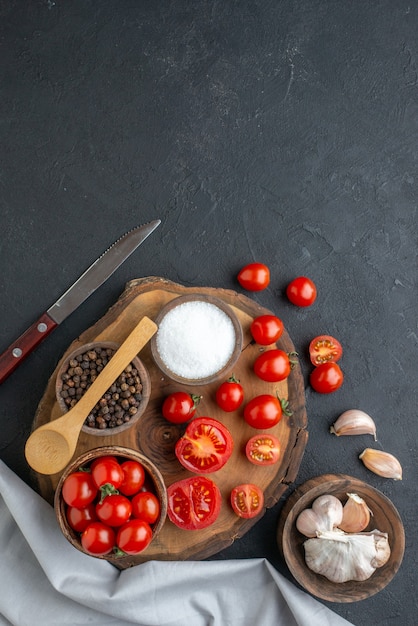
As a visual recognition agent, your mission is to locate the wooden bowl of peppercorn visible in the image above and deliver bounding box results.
[55,341,151,436]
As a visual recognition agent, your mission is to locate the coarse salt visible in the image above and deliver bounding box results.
[156,300,236,379]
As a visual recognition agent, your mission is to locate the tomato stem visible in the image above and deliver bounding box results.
[190,394,202,410]
[287,351,299,369]
[227,374,241,384]
[276,394,293,417]
[99,482,119,503]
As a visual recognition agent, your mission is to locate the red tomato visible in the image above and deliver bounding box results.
[237,263,270,291]
[96,494,132,527]
[162,392,201,424]
[91,457,124,490]
[119,460,146,496]
[215,376,244,412]
[250,315,284,345]
[167,476,221,530]
[66,503,98,533]
[81,522,115,556]
[286,276,317,307]
[116,518,153,555]
[131,491,160,524]
[309,335,343,366]
[175,417,234,473]
[310,362,344,393]
[253,349,296,382]
[61,471,97,508]
[245,434,281,466]
[243,394,291,429]
[230,484,264,519]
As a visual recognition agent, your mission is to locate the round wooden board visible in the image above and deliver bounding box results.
[32,276,308,568]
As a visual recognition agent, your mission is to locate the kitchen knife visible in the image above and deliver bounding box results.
[0,219,161,384]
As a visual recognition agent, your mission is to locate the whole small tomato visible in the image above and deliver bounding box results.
[61,471,97,508]
[237,263,270,291]
[96,494,132,527]
[162,392,201,424]
[250,315,284,345]
[215,375,244,412]
[230,483,264,519]
[66,503,98,533]
[81,522,115,556]
[253,349,297,382]
[243,394,291,429]
[116,518,153,555]
[119,460,146,496]
[286,276,317,307]
[91,457,124,490]
[310,362,344,393]
[131,491,160,524]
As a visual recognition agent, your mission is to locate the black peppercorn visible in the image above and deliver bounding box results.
[59,347,144,430]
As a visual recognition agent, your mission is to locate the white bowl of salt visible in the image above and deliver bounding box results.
[151,294,243,385]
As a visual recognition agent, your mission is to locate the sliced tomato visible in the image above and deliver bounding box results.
[245,434,281,466]
[167,476,221,530]
[175,417,233,473]
[309,335,343,366]
[230,483,264,519]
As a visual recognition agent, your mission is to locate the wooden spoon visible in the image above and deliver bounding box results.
[25,316,157,475]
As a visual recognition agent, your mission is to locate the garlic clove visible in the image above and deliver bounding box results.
[330,409,377,440]
[339,492,372,533]
[359,448,403,480]
[364,530,391,568]
[296,494,343,538]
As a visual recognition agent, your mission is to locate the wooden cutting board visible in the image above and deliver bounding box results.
[32,276,308,567]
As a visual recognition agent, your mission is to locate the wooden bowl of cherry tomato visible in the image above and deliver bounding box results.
[54,446,167,563]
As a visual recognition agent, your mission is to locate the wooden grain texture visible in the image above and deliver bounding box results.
[32,276,308,567]
[277,474,405,602]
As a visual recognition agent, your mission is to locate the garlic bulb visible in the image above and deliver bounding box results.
[330,409,377,440]
[339,493,372,533]
[359,448,403,480]
[296,494,343,538]
[303,529,391,583]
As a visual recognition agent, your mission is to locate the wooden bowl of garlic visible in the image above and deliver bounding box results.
[277,474,405,602]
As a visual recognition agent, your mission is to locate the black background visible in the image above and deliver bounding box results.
[1,2,417,624]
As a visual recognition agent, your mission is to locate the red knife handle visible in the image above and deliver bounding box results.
[0,312,58,384]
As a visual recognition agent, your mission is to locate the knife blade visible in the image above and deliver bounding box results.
[0,219,160,384]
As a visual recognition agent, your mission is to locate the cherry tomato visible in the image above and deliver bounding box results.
[215,375,244,412]
[310,362,344,393]
[286,276,317,307]
[119,460,146,496]
[162,392,201,424]
[96,494,132,527]
[116,518,153,555]
[91,457,124,490]
[250,315,284,345]
[175,417,233,473]
[131,491,160,524]
[66,503,98,533]
[81,522,115,556]
[61,471,97,508]
[253,349,296,382]
[243,394,291,429]
[245,434,281,466]
[309,335,343,366]
[230,484,264,519]
[237,263,270,291]
[167,476,221,530]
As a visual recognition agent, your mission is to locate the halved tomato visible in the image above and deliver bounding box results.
[175,417,233,473]
[230,483,264,519]
[309,335,343,366]
[245,434,281,466]
[167,476,221,530]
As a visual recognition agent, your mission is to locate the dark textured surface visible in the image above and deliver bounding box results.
[1,1,417,624]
